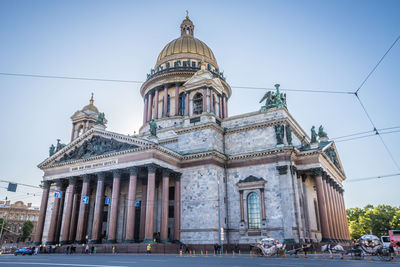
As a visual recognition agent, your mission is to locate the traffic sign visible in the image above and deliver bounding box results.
[82,196,89,204]
[7,183,17,192]
[54,190,61,198]
[105,197,111,205]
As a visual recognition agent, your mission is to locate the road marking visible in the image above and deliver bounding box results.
[0,262,127,267]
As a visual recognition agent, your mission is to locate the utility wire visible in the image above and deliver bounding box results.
[0,72,143,84]
[346,173,400,183]
[0,72,356,95]
[0,179,41,189]
[332,127,400,141]
[355,35,400,94]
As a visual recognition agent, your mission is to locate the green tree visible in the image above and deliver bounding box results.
[0,218,8,235]
[347,204,400,240]
[21,220,34,242]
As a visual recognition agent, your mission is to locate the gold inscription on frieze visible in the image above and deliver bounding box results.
[70,159,118,172]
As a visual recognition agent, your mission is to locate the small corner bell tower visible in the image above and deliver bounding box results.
[70,93,105,142]
[180,10,194,37]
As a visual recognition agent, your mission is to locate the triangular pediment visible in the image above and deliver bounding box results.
[321,142,345,176]
[38,128,153,168]
[184,69,214,85]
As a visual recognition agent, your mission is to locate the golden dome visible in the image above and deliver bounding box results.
[155,14,218,69]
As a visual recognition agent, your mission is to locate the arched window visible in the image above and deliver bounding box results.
[247,192,261,229]
[193,92,203,115]
[178,92,186,116]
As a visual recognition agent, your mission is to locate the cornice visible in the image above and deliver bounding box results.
[228,147,294,162]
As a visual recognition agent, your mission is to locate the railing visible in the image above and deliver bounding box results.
[146,66,226,81]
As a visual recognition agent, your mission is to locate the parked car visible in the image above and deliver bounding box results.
[381,236,390,248]
[14,248,33,256]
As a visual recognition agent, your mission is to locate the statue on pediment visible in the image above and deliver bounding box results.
[260,84,287,111]
[318,125,328,138]
[49,144,55,156]
[311,126,317,143]
[55,139,66,152]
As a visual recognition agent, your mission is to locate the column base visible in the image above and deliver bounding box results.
[107,239,117,244]
[124,239,135,243]
[45,241,55,245]
[160,239,169,243]
[60,240,71,245]
[143,238,155,243]
[75,240,84,244]
[88,239,101,244]
[32,241,42,246]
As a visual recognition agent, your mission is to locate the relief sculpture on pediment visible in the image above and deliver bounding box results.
[55,135,137,163]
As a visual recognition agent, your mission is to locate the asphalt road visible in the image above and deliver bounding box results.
[0,253,398,267]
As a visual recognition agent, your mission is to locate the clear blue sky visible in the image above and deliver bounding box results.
[0,0,399,208]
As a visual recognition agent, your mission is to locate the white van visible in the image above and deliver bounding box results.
[381,236,390,248]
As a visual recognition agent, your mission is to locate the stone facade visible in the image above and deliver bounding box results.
[34,15,350,248]
[0,201,39,243]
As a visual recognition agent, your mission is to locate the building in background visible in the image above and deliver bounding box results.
[0,201,39,243]
[33,14,350,249]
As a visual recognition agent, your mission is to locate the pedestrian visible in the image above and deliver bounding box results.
[91,246,94,254]
[65,246,69,255]
[85,244,89,254]
[146,243,151,255]
[112,245,116,254]
[94,247,97,254]
[34,247,38,255]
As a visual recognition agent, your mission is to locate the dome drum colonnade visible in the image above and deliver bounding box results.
[141,14,230,125]
[33,165,181,245]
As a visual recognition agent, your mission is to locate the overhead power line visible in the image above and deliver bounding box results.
[346,173,400,183]
[0,179,41,189]
[355,35,400,94]
[0,72,356,95]
[0,72,143,84]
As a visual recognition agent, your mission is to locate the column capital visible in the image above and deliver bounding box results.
[97,172,107,181]
[129,167,138,176]
[55,179,64,188]
[311,167,323,177]
[147,165,157,174]
[41,180,51,189]
[276,165,288,175]
[162,169,172,177]
[239,189,244,194]
[69,177,78,185]
[259,188,265,193]
[82,174,91,183]
[112,169,123,178]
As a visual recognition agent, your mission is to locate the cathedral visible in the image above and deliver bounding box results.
[33,15,350,250]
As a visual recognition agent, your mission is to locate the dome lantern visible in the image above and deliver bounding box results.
[181,10,194,37]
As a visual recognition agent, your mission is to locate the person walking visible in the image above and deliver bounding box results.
[34,247,38,255]
[85,244,89,254]
[112,245,116,254]
[146,243,151,255]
